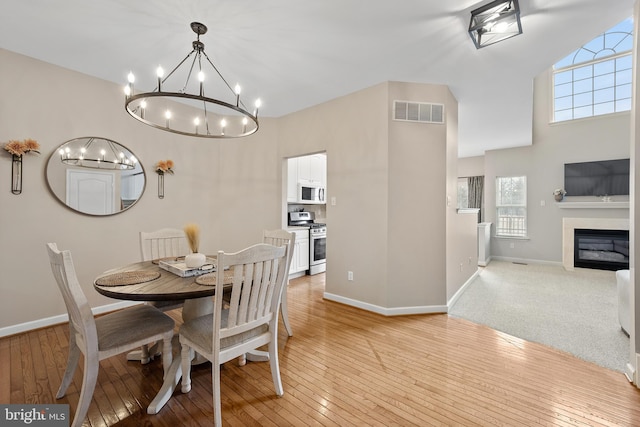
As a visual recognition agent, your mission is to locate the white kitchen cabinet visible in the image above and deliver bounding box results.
[309,154,325,186]
[287,158,298,202]
[288,228,310,275]
[287,154,327,203]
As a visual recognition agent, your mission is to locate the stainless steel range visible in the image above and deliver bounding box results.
[288,211,327,275]
[309,223,326,275]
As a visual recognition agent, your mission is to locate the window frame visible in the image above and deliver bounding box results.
[495,176,528,239]
[552,18,633,123]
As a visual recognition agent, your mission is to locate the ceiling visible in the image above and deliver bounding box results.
[0,0,634,157]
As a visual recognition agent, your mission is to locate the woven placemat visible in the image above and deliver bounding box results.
[95,271,161,287]
[195,270,235,286]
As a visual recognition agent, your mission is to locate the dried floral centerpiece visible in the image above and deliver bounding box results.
[3,139,40,195]
[184,223,206,268]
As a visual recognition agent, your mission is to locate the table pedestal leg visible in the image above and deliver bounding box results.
[147,336,182,414]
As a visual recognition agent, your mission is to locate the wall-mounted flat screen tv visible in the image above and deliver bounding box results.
[564,158,630,196]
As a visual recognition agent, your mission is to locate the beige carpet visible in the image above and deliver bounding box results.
[449,260,629,373]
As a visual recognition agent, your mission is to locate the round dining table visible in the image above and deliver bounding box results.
[93,259,223,414]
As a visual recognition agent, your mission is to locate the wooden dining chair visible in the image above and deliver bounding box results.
[263,229,296,336]
[46,243,175,427]
[139,227,189,262]
[136,228,187,363]
[179,243,289,427]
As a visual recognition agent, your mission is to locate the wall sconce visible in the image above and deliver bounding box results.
[3,139,40,195]
[155,160,174,199]
[469,0,522,49]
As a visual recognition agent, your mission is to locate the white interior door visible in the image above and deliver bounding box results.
[66,169,115,215]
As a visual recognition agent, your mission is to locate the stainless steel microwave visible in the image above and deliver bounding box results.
[298,180,325,204]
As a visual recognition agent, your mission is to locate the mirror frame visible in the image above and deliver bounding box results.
[45,137,146,216]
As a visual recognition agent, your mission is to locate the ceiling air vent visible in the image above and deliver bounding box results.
[393,101,445,124]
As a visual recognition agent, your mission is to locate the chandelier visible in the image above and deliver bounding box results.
[124,22,261,138]
[58,137,137,170]
[468,0,522,49]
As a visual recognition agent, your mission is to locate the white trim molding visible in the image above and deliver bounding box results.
[0,301,140,338]
[323,292,447,316]
[448,269,481,309]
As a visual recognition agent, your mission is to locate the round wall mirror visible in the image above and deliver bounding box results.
[46,137,146,216]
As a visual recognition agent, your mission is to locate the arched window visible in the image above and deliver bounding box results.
[553,18,633,122]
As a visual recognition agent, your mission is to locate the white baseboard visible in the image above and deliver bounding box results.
[323,292,447,316]
[478,256,492,267]
[447,268,481,309]
[491,256,563,267]
[0,300,141,338]
[625,361,635,383]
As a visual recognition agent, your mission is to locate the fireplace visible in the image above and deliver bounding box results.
[562,217,629,270]
[574,228,629,271]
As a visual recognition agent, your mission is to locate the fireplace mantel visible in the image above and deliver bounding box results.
[562,217,630,270]
[556,201,629,209]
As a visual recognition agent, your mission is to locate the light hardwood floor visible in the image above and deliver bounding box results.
[3,272,640,426]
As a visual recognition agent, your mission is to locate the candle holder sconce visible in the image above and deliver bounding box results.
[11,155,22,195]
[157,171,165,199]
[154,159,174,199]
[3,139,40,195]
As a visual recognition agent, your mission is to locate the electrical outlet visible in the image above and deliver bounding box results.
[348,271,354,281]
[459,263,463,272]
[331,196,337,206]
[510,242,515,249]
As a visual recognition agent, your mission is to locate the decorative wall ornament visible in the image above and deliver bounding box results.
[3,139,40,195]
[155,160,174,199]
[553,188,566,202]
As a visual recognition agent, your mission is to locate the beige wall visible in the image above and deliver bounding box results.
[279,83,392,307]
[458,156,484,178]
[0,48,281,332]
[387,82,448,307]
[279,81,476,310]
[1,49,477,333]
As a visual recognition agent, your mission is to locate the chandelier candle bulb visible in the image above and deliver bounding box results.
[254,99,261,117]
[235,84,241,106]
[127,72,135,94]
[156,66,164,91]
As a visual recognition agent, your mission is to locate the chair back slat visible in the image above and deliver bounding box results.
[139,228,187,261]
[46,243,97,353]
[262,229,295,276]
[216,244,286,336]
